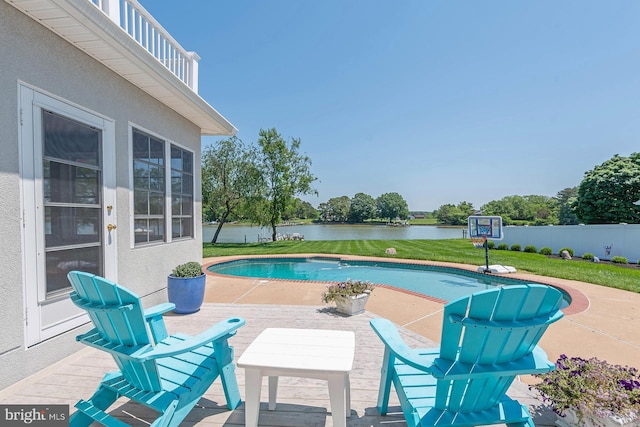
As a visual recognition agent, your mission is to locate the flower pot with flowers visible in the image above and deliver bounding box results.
[321,279,374,316]
[531,354,640,427]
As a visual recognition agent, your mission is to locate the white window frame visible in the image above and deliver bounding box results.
[128,123,195,248]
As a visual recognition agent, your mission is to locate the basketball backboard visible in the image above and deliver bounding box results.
[468,216,503,240]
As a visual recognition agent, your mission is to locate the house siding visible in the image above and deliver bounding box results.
[0,2,203,390]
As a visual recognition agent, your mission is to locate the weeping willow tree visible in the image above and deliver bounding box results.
[202,137,262,243]
[254,128,317,241]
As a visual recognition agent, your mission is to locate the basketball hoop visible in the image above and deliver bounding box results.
[470,236,487,249]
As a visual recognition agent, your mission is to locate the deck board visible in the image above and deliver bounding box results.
[0,303,557,426]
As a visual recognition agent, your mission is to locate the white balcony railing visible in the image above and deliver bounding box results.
[91,0,199,92]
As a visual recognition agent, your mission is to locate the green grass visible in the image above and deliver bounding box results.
[203,239,640,294]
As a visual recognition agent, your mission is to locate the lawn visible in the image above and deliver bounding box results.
[203,239,640,294]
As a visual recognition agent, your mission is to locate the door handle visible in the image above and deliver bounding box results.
[107,224,117,231]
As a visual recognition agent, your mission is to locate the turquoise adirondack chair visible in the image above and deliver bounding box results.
[370,284,564,427]
[67,271,245,427]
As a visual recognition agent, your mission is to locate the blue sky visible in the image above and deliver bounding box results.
[144,1,640,211]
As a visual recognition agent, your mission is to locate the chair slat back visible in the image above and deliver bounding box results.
[436,284,563,413]
[68,271,161,391]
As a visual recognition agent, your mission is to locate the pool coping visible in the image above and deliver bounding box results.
[204,253,590,315]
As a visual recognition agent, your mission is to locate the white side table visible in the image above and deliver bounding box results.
[237,328,355,427]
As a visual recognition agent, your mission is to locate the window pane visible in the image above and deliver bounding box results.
[182,196,193,215]
[133,161,149,189]
[171,146,182,171]
[182,151,192,172]
[148,219,164,241]
[149,165,164,191]
[150,138,164,166]
[172,218,193,239]
[149,194,164,215]
[182,175,193,196]
[133,131,149,160]
[134,190,148,214]
[183,218,193,237]
[43,111,100,166]
[171,171,181,194]
[172,196,181,215]
[134,219,149,243]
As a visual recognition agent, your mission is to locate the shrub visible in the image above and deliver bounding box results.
[558,247,574,257]
[486,240,495,249]
[582,253,595,261]
[171,261,203,278]
[321,279,374,303]
[532,355,640,421]
[510,244,521,252]
[539,247,553,255]
[523,245,537,253]
[497,243,508,251]
[611,256,628,264]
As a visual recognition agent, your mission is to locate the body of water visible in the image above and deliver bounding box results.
[202,223,465,243]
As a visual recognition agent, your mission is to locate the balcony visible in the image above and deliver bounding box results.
[6,0,236,135]
[91,0,198,92]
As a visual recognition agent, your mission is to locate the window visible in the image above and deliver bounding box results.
[133,129,165,244]
[132,128,194,245]
[171,145,194,239]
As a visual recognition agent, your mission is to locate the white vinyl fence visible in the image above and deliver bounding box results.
[499,224,640,263]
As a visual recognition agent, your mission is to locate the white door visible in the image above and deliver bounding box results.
[20,85,116,347]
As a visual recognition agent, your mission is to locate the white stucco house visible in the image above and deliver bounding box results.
[0,0,236,390]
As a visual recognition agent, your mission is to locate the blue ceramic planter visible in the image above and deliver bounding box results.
[167,274,206,314]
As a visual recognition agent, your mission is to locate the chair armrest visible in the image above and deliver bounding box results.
[144,303,176,343]
[370,318,438,373]
[136,317,245,361]
[144,303,176,319]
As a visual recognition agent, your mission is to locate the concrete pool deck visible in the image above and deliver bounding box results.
[0,253,636,426]
[203,254,640,371]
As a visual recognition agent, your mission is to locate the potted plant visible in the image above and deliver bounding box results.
[167,261,206,314]
[531,354,640,427]
[321,279,374,316]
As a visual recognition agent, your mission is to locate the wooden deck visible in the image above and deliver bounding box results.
[0,303,558,426]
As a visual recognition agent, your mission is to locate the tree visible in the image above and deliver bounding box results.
[481,195,558,225]
[288,198,318,220]
[434,201,475,225]
[555,187,579,225]
[573,153,640,224]
[202,137,262,243]
[376,192,409,222]
[255,128,317,241]
[318,196,350,222]
[329,196,351,222]
[349,193,377,222]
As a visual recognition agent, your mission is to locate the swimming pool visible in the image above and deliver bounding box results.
[207,256,571,306]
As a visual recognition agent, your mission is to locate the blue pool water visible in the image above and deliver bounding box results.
[208,257,570,305]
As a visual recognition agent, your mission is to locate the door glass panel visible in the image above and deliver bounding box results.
[43,111,100,166]
[44,206,100,247]
[44,161,99,204]
[43,111,102,298]
[45,246,101,296]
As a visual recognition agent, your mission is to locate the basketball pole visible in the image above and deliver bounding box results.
[483,236,489,273]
